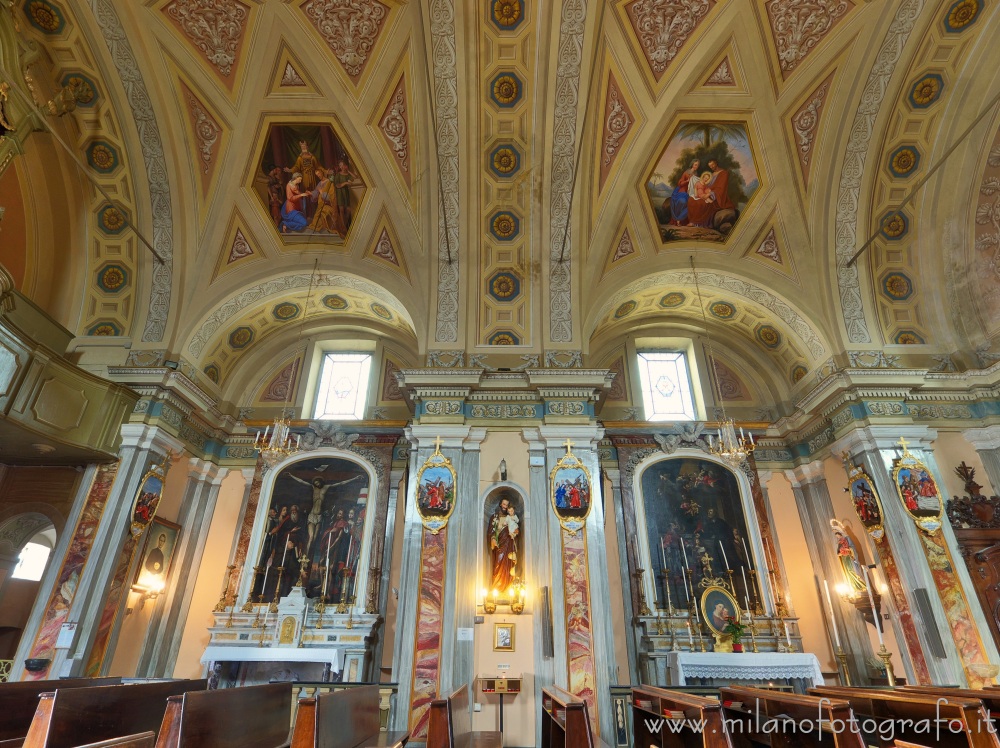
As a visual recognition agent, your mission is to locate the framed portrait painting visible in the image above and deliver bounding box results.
[700,585,740,637]
[416,439,457,533]
[892,440,943,534]
[550,442,592,533]
[134,518,180,592]
[494,622,515,652]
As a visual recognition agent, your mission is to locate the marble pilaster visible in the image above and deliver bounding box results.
[963,425,1000,495]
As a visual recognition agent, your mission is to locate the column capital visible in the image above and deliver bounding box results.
[520,427,545,452]
[119,423,187,456]
[963,426,1000,452]
[537,425,605,451]
[789,460,825,487]
[830,425,937,457]
[405,424,474,450]
[756,469,773,486]
[186,457,225,485]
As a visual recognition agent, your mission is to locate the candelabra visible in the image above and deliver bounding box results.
[241,566,261,612]
[661,569,675,616]
[271,568,284,613]
[251,596,264,628]
[655,612,666,636]
[877,644,896,686]
[336,569,350,614]
[214,565,236,612]
[746,611,759,653]
[749,569,765,616]
[725,569,735,596]
[634,567,652,616]
[706,419,755,469]
[314,596,327,629]
[835,646,852,686]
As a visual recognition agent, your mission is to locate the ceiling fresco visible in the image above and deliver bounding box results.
[3,0,1000,409]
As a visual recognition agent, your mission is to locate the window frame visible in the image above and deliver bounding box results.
[635,349,698,422]
[311,351,374,420]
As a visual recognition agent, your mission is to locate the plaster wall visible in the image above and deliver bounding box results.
[932,431,995,496]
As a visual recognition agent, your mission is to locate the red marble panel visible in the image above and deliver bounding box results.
[22,463,119,680]
[408,527,446,739]
[871,535,931,683]
[563,530,598,736]
[85,533,139,675]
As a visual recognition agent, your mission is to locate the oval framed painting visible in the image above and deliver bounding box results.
[845,462,886,541]
[416,438,457,533]
[130,456,169,537]
[700,584,741,637]
[891,440,943,534]
[550,441,592,533]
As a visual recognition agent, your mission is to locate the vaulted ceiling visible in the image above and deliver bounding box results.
[3,0,1000,413]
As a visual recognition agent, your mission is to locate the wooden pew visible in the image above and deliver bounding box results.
[426,683,501,748]
[809,686,998,748]
[288,685,408,748]
[154,683,291,748]
[22,680,206,748]
[539,685,609,748]
[75,735,155,748]
[719,686,866,748]
[631,685,734,748]
[900,686,1000,730]
[0,678,123,745]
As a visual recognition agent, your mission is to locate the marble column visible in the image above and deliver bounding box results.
[963,426,1000,494]
[134,459,229,677]
[786,463,874,685]
[369,465,405,679]
[832,425,989,686]
[604,466,638,685]
[68,424,184,677]
[538,425,616,746]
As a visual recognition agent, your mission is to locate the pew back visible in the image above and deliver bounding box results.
[541,686,603,748]
[719,686,864,748]
[154,683,291,748]
[315,685,382,748]
[631,686,733,748]
[809,686,997,748]
[0,678,122,741]
[76,734,156,748]
[23,680,206,748]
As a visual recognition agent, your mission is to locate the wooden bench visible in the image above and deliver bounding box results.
[154,683,292,748]
[809,686,998,748]
[22,680,206,748]
[289,685,408,748]
[540,685,609,748]
[631,685,734,747]
[719,686,865,748]
[0,678,123,747]
[900,686,1000,730]
[426,683,501,748]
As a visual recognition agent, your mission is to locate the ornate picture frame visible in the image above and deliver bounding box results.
[494,622,514,652]
[415,437,457,533]
[550,440,592,533]
[700,584,740,638]
[129,455,170,538]
[845,461,886,541]
[891,439,943,534]
[133,517,180,592]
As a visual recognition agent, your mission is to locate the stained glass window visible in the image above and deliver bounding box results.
[313,353,372,420]
[637,351,696,421]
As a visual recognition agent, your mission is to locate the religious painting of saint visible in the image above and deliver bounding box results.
[485,490,522,598]
[129,457,169,538]
[252,457,370,605]
[645,121,760,244]
[415,440,457,533]
[892,441,944,533]
[845,462,886,541]
[252,123,367,243]
[494,622,514,652]
[640,458,755,611]
[700,585,740,637]
[133,518,180,593]
[831,519,867,594]
[550,444,592,533]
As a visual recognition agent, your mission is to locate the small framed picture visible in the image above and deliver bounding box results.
[133,518,181,592]
[494,622,514,652]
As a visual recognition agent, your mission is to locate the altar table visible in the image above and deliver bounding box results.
[663,652,825,692]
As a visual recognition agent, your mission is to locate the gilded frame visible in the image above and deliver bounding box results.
[891,440,943,534]
[699,584,741,638]
[415,438,457,533]
[549,441,593,534]
[494,622,514,652]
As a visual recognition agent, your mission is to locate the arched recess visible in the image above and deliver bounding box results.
[628,450,776,615]
[480,482,528,601]
[235,449,379,611]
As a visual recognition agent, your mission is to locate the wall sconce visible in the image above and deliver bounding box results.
[482,588,498,614]
[836,582,881,626]
[499,459,507,482]
[127,578,166,615]
[480,584,527,615]
[510,583,526,615]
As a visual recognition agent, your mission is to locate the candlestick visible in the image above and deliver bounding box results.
[740,567,750,602]
[634,567,652,616]
[862,566,883,645]
[323,531,332,602]
[241,566,262,612]
[742,538,753,569]
[663,569,674,615]
[719,541,729,571]
[877,643,895,686]
[687,621,694,650]
[749,569,764,616]
[214,565,236,613]
[660,539,667,570]
[783,620,792,647]
[680,537,689,569]
[823,579,842,649]
[834,646,852,686]
[684,568,694,605]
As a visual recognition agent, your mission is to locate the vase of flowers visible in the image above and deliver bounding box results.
[723,614,746,653]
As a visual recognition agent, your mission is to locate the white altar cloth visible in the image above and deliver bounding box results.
[664,652,824,687]
[201,645,342,674]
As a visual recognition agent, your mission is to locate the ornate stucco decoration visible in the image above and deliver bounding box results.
[301,0,389,80]
[164,0,248,77]
[765,0,852,77]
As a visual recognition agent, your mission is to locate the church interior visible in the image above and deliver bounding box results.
[3,0,1000,746]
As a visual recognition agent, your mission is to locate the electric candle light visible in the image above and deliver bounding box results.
[680,538,689,569]
[823,579,842,649]
[862,566,884,645]
[719,541,729,570]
